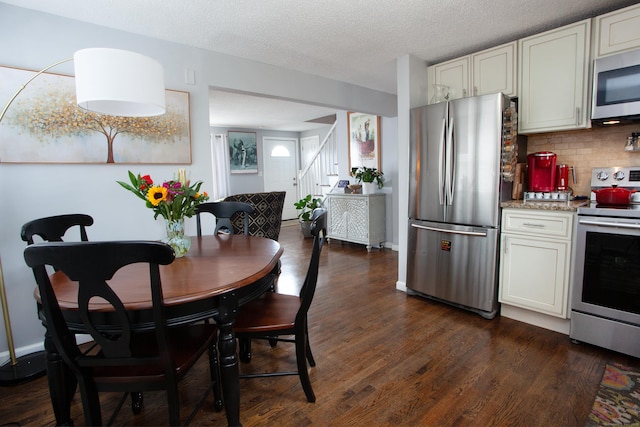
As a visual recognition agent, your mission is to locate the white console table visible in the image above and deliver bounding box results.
[325,193,385,251]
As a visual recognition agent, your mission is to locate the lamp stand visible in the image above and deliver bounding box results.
[0,59,72,387]
[0,48,165,386]
[0,260,45,385]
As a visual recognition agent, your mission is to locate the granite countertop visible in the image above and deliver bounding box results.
[500,199,589,212]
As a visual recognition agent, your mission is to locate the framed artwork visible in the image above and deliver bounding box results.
[347,112,381,170]
[0,65,192,164]
[228,131,258,174]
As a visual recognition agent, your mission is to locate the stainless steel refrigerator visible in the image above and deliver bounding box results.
[407,93,516,319]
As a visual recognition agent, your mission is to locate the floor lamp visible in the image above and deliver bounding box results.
[0,48,166,385]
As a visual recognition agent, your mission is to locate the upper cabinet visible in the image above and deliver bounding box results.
[427,42,517,103]
[472,43,517,98]
[425,5,637,133]
[428,56,469,101]
[518,19,591,134]
[594,3,640,58]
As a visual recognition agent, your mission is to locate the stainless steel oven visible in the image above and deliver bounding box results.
[570,167,640,358]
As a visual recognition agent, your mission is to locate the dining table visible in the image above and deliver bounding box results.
[35,234,283,427]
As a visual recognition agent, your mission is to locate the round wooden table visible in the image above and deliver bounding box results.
[37,234,283,427]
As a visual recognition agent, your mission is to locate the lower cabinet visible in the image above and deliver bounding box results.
[326,193,385,251]
[498,208,574,333]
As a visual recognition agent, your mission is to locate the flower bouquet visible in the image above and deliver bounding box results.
[117,169,209,257]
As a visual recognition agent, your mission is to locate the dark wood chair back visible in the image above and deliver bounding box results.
[195,201,254,236]
[20,214,94,244]
[297,208,326,322]
[23,241,219,425]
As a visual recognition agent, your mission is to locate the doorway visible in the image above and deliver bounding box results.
[263,137,299,220]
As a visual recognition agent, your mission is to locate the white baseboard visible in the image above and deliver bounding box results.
[0,341,44,366]
[0,334,94,366]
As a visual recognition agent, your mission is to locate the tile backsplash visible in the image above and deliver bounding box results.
[525,123,640,197]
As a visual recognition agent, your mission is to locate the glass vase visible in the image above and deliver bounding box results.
[163,218,191,258]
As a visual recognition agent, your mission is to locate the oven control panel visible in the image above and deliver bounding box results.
[591,166,640,188]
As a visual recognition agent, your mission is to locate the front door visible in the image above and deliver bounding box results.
[263,137,299,220]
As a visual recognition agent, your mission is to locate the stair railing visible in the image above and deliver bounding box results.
[298,121,338,200]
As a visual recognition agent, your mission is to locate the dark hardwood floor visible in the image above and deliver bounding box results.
[1,221,637,426]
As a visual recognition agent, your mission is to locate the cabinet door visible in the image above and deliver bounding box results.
[499,234,570,318]
[344,198,370,242]
[472,42,517,97]
[594,3,640,57]
[431,57,469,101]
[518,19,591,134]
[327,197,348,239]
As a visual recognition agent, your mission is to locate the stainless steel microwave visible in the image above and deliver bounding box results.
[592,48,640,125]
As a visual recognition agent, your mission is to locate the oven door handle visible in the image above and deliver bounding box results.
[579,219,640,230]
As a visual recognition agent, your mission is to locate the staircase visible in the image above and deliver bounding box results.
[298,121,339,201]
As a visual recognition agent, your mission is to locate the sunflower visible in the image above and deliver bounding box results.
[146,186,168,206]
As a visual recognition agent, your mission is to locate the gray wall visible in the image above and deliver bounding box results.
[0,3,398,358]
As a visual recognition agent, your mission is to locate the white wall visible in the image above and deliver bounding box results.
[395,54,429,290]
[0,4,397,358]
[210,126,311,195]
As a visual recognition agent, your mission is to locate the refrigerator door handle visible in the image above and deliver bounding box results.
[446,115,455,205]
[438,117,446,206]
[411,223,488,237]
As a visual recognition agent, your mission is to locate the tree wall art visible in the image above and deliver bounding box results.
[0,65,191,164]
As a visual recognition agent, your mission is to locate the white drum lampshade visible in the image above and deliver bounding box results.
[74,48,166,117]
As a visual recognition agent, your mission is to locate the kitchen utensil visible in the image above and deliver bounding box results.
[512,163,524,200]
[592,187,637,205]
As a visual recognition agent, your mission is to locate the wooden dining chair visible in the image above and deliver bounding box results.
[23,241,222,426]
[195,201,254,236]
[234,208,327,403]
[20,213,94,245]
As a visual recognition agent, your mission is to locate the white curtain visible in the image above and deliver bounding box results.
[210,133,230,201]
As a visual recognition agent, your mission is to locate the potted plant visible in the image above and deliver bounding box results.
[294,194,323,237]
[351,166,384,194]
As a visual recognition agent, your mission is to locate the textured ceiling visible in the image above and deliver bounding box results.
[2,0,638,131]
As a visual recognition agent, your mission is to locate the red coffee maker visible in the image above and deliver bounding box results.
[527,152,557,192]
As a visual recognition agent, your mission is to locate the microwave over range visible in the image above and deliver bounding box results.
[592,48,640,125]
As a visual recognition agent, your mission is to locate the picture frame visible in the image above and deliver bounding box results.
[347,112,381,171]
[0,65,192,164]
[228,131,258,174]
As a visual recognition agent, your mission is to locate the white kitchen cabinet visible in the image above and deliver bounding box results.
[326,193,385,251]
[427,42,516,103]
[471,42,517,97]
[499,209,574,321]
[518,19,591,134]
[428,57,469,102]
[594,3,640,58]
